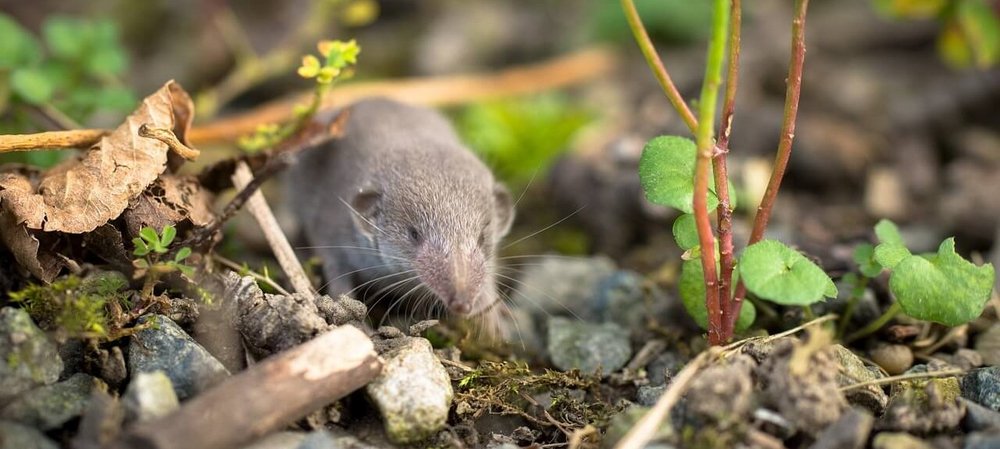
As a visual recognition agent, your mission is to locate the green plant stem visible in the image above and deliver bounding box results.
[694,0,730,345]
[716,0,742,338]
[733,0,811,306]
[845,302,901,344]
[837,275,869,338]
[620,0,699,133]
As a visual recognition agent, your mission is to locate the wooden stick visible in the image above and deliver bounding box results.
[111,325,381,449]
[612,351,713,449]
[231,161,315,298]
[0,46,615,152]
[0,129,108,153]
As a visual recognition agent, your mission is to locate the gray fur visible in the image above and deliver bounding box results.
[288,98,514,316]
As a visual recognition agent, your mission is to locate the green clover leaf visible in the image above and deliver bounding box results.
[638,135,720,214]
[738,240,837,305]
[679,258,755,332]
[889,238,995,326]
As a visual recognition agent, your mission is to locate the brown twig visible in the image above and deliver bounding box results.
[0,47,615,152]
[619,0,698,133]
[110,325,381,449]
[717,0,742,339]
[0,130,108,153]
[612,350,715,449]
[138,124,201,160]
[231,160,315,298]
[212,254,292,296]
[839,368,964,392]
[733,0,811,306]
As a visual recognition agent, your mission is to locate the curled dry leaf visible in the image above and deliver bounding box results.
[123,174,215,238]
[0,81,196,281]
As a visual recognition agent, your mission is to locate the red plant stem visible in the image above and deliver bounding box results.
[620,0,699,133]
[733,0,811,305]
[716,0,742,338]
[695,0,730,345]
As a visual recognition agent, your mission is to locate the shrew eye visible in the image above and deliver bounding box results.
[408,226,422,244]
[478,230,487,247]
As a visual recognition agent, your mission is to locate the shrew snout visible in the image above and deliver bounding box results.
[414,242,488,316]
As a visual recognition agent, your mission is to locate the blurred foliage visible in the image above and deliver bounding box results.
[590,0,712,44]
[0,13,136,167]
[875,0,1000,68]
[455,94,592,188]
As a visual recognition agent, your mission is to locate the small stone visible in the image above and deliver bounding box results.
[365,337,453,444]
[123,370,180,423]
[73,389,124,449]
[314,294,368,326]
[128,315,229,400]
[833,344,889,415]
[510,256,617,320]
[593,270,670,330]
[636,385,666,407]
[869,344,914,375]
[0,307,63,403]
[0,420,59,449]
[962,398,1000,432]
[239,431,306,449]
[646,351,685,386]
[546,317,631,375]
[0,373,104,430]
[95,345,128,387]
[872,432,935,449]
[684,355,755,426]
[965,432,1000,449]
[974,324,1000,366]
[962,366,1000,412]
[945,349,984,371]
[808,408,874,449]
[881,365,964,433]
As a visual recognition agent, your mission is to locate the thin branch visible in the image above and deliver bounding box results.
[612,351,714,449]
[734,0,811,305]
[839,368,965,392]
[693,0,730,345]
[0,130,108,153]
[620,0,698,132]
[844,302,902,344]
[212,254,292,296]
[716,0,742,338]
[231,160,315,299]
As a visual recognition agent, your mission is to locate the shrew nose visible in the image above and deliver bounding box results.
[450,301,471,315]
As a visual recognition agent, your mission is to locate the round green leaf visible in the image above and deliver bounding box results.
[853,243,883,278]
[738,240,837,305]
[874,242,911,270]
[672,213,699,251]
[679,258,755,332]
[86,47,128,77]
[0,14,42,68]
[875,219,904,245]
[639,135,719,214]
[10,68,54,104]
[889,238,995,326]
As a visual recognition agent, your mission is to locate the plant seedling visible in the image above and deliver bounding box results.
[626,0,834,344]
[845,219,995,342]
[132,224,196,300]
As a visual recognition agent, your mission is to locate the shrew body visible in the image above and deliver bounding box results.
[289,98,514,317]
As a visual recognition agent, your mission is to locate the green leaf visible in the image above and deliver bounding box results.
[132,238,150,257]
[176,264,195,278]
[0,14,42,68]
[874,242,911,270]
[738,240,837,305]
[160,225,176,247]
[174,247,191,263]
[854,244,884,278]
[638,135,719,214]
[42,17,86,60]
[672,214,700,251]
[10,68,54,104]
[139,227,159,245]
[956,0,1000,68]
[875,219,904,246]
[133,258,149,268]
[889,238,995,326]
[95,86,136,112]
[679,258,755,332]
[86,47,128,77]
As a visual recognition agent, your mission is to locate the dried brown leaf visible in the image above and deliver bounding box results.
[0,80,194,235]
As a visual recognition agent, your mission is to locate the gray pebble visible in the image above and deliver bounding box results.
[0,373,104,430]
[0,308,62,403]
[123,370,179,423]
[546,317,631,375]
[963,367,1000,412]
[0,420,59,449]
[128,315,229,400]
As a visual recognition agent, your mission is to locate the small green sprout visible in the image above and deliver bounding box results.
[9,273,129,340]
[238,39,360,153]
[869,219,995,327]
[132,224,196,301]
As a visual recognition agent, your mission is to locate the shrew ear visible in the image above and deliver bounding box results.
[349,188,382,239]
[493,182,515,239]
